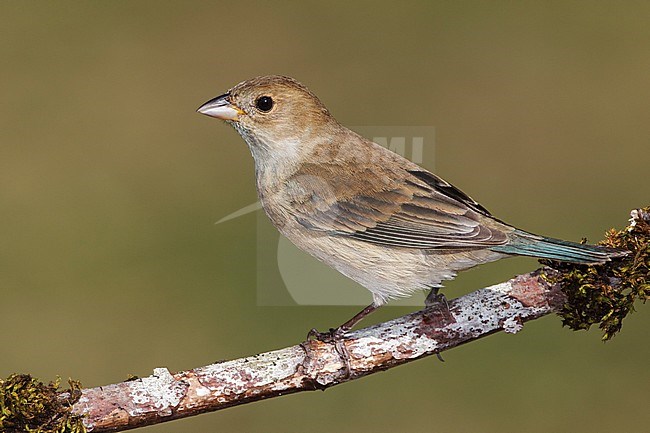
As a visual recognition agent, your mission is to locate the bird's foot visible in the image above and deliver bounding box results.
[424,289,451,362]
[306,326,346,343]
[306,326,352,378]
[425,288,449,310]
[424,287,455,326]
[305,304,379,378]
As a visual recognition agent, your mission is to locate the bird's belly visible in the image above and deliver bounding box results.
[278,225,505,305]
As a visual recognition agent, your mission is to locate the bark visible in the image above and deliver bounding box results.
[71,269,563,432]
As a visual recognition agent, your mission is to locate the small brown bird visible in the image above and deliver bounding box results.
[198,75,623,338]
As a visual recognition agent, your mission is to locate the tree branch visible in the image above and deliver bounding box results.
[2,208,647,433]
[70,269,563,432]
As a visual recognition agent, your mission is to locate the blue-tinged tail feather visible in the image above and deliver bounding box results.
[491,230,626,264]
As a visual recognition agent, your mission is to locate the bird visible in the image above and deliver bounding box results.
[197,75,624,338]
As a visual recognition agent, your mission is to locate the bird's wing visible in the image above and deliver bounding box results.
[284,162,510,250]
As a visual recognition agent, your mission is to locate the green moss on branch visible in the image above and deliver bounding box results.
[0,374,85,433]
[541,207,649,340]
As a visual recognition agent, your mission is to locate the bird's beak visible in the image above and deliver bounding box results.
[197,93,244,121]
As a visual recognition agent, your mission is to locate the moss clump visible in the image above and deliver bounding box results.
[541,207,650,340]
[0,374,85,433]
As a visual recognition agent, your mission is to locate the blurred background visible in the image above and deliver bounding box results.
[1,2,648,432]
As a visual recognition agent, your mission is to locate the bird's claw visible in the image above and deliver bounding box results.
[425,288,449,310]
[307,327,346,343]
[306,327,352,378]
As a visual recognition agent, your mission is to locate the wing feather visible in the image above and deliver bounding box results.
[284,163,509,250]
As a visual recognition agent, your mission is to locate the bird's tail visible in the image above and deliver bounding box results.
[491,230,627,264]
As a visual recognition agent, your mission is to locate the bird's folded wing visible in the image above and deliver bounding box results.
[285,164,510,250]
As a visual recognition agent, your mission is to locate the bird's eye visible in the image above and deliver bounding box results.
[255,96,274,112]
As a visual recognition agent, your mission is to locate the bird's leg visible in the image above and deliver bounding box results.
[335,303,379,336]
[307,303,379,342]
[425,287,449,310]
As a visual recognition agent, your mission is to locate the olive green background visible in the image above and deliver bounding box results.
[1,2,648,432]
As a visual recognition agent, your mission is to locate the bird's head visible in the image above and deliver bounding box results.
[198,75,338,163]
